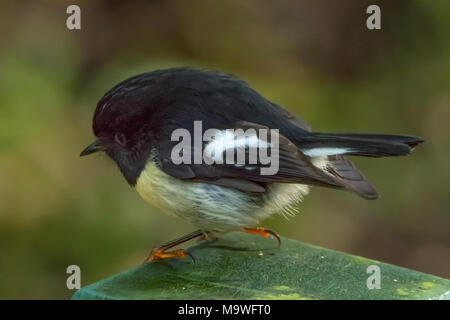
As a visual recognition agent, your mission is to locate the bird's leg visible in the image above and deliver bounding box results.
[241,227,281,247]
[144,230,206,263]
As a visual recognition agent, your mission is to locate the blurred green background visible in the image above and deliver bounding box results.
[0,0,449,299]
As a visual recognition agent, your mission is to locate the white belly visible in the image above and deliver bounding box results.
[135,161,309,232]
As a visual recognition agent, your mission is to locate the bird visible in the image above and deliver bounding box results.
[80,67,424,262]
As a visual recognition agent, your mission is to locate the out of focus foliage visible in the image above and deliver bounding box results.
[0,0,449,298]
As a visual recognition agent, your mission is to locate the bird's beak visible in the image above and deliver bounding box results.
[80,139,103,157]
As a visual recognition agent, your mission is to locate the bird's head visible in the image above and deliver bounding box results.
[80,74,160,185]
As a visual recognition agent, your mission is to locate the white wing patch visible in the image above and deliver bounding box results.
[204,130,270,162]
[302,147,350,157]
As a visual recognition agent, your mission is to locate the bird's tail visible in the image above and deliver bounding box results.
[299,132,424,158]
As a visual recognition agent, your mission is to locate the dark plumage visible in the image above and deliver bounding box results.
[88,67,422,196]
[81,67,424,261]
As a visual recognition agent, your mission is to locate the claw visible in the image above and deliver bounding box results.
[243,227,281,247]
[143,230,205,264]
[185,251,196,264]
[144,248,187,263]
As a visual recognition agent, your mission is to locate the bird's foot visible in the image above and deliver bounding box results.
[143,230,205,263]
[144,247,194,263]
[242,227,281,247]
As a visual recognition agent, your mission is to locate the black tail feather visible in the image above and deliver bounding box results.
[301,133,424,158]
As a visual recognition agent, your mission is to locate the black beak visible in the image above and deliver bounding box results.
[80,140,103,157]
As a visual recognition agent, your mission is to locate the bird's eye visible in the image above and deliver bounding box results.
[114,132,127,147]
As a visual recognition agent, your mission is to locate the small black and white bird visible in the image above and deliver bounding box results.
[81,68,423,262]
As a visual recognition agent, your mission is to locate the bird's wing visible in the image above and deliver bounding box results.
[269,102,312,132]
[156,120,343,193]
[325,155,378,199]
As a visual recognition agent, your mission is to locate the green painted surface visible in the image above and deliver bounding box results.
[72,232,450,300]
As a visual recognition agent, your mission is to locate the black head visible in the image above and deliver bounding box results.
[80,72,166,185]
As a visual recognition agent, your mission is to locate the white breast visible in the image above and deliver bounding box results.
[135,159,310,232]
